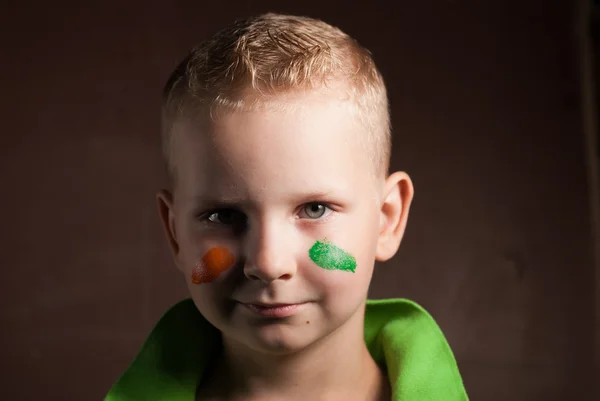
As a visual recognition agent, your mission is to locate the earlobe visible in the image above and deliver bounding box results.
[375,171,414,262]
[156,189,182,269]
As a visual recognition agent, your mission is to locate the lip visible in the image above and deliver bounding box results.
[239,302,307,318]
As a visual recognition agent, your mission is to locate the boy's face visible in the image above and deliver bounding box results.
[158,92,411,354]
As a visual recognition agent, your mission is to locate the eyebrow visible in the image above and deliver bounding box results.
[191,197,246,208]
[190,190,340,208]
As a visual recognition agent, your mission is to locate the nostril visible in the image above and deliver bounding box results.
[245,272,292,282]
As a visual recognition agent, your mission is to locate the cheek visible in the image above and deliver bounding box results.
[306,210,379,278]
[308,240,357,273]
[184,247,238,330]
[305,245,373,325]
[187,283,235,333]
[303,215,378,300]
[304,238,374,292]
[190,246,236,284]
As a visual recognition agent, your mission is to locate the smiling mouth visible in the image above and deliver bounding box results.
[238,302,307,318]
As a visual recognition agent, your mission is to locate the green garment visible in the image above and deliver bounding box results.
[106,298,469,400]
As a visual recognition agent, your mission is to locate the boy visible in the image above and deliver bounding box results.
[106,13,469,401]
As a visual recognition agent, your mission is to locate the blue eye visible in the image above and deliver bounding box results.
[301,203,331,219]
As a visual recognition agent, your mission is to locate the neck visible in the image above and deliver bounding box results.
[213,305,390,401]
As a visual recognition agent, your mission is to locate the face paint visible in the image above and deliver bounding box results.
[191,247,235,284]
[309,239,356,273]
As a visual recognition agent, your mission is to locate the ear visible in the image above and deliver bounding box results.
[375,171,414,262]
[156,189,183,271]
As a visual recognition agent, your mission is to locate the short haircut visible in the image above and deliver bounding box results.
[161,13,391,183]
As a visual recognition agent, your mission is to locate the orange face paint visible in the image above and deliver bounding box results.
[191,247,235,284]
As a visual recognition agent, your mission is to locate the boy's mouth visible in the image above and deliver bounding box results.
[238,301,308,318]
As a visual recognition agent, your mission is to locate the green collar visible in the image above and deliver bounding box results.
[106,298,468,400]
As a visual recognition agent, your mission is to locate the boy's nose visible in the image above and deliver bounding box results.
[243,219,297,283]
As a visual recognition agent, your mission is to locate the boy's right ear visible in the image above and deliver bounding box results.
[156,190,182,269]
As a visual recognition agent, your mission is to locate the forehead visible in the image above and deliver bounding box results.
[172,94,376,200]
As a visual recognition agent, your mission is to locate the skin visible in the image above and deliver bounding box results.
[308,239,357,273]
[157,90,414,401]
[192,247,236,284]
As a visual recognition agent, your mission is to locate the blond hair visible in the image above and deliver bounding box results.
[161,13,391,182]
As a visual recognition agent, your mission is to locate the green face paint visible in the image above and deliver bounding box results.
[309,239,357,273]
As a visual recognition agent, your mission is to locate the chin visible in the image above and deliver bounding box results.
[235,323,320,355]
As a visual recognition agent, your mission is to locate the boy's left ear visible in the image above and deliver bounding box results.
[375,171,414,262]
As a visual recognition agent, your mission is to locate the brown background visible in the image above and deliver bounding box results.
[1,1,598,400]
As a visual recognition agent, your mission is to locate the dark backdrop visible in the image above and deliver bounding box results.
[1,1,597,400]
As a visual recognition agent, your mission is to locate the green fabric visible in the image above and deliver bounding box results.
[106,298,468,400]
